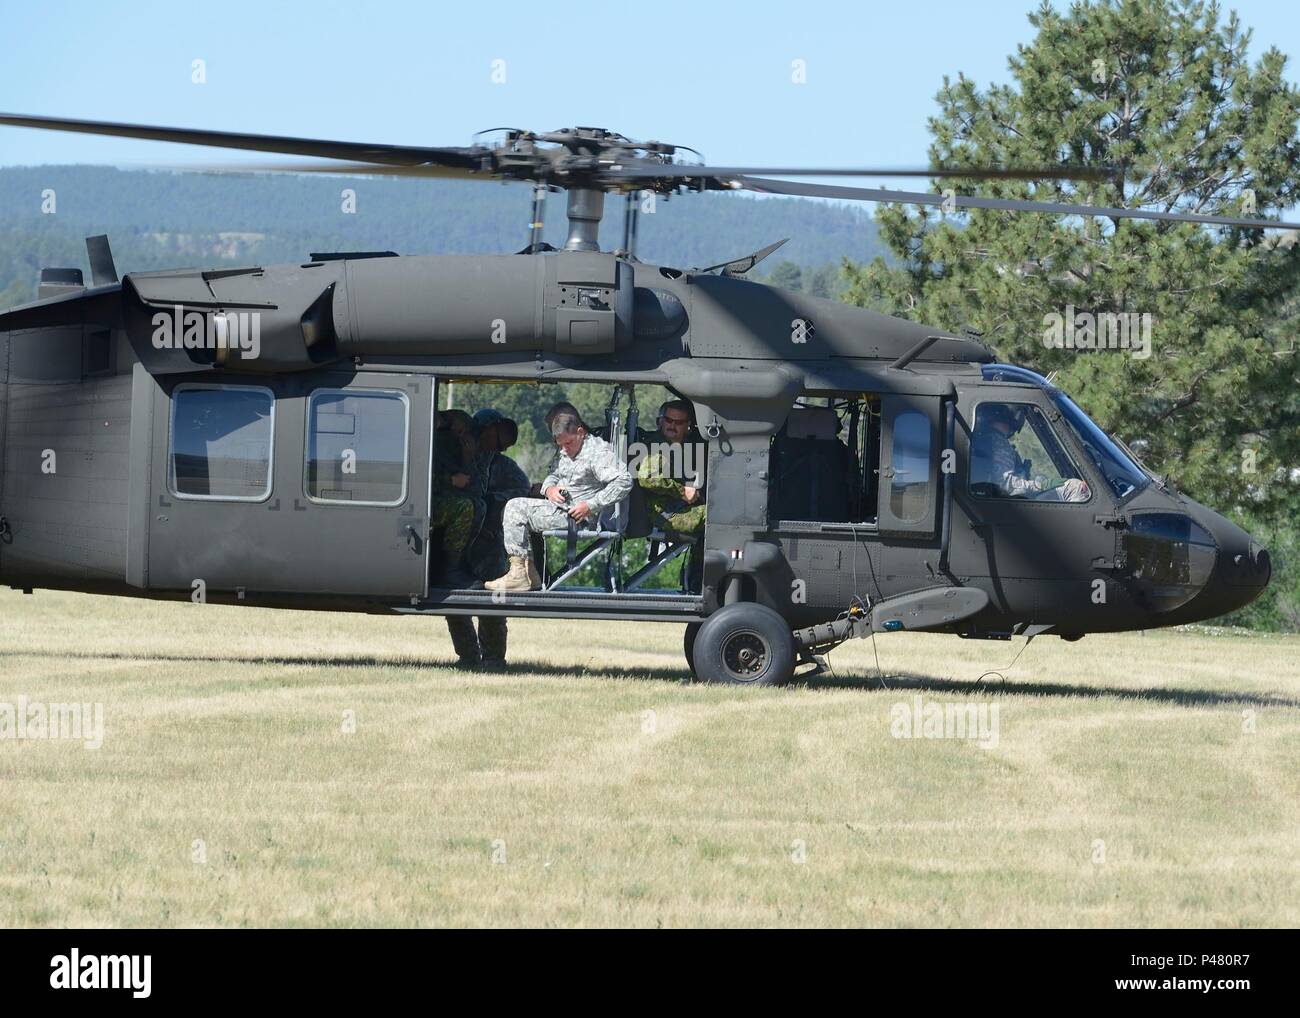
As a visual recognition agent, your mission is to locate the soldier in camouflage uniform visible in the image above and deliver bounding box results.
[635,399,708,534]
[429,409,477,589]
[445,410,531,667]
[486,407,633,592]
[634,399,708,590]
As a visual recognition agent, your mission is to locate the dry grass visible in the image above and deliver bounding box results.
[1,588,1298,928]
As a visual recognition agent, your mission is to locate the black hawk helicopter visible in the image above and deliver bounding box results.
[0,113,1282,684]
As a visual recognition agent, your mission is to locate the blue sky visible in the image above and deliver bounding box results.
[1,0,1298,193]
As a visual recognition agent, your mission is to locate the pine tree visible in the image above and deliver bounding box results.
[843,0,1300,524]
[767,260,805,292]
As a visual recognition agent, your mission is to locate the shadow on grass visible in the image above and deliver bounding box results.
[0,649,692,685]
[3,650,1297,708]
[809,668,1300,709]
[1,648,448,671]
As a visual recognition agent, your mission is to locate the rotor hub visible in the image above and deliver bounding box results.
[479,127,707,253]
[484,125,706,193]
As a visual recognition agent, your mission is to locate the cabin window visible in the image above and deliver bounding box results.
[888,409,931,523]
[305,388,409,506]
[169,384,275,501]
[969,401,1090,503]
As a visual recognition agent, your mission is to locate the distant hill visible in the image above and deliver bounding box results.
[0,165,884,304]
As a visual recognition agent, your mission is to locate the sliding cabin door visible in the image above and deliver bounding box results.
[144,370,432,598]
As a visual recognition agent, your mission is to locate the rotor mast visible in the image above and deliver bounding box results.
[563,187,605,252]
[502,127,685,255]
[621,192,640,259]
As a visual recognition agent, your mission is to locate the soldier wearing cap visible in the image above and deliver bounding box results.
[445,409,531,667]
[429,409,478,588]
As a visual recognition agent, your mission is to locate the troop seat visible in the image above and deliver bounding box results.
[538,386,702,594]
[540,494,631,591]
[626,522,698,592]
[539,485,701,593]
[768,405,852,523]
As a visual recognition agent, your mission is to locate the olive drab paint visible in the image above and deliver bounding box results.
[0,115,1275,685]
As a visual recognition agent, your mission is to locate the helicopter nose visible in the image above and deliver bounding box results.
[1182,505,1271,618]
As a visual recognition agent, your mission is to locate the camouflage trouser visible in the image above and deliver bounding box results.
[646,502,705,591]
[501,497,594,557]
[445,615,508,663]
[429,494,474,554]
[655,503,707,534]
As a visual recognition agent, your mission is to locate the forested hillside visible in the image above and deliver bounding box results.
[0,165,879,305]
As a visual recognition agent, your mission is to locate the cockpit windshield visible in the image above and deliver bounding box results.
[981,364,1149,501]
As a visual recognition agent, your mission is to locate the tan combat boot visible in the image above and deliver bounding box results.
[485,555,539,592]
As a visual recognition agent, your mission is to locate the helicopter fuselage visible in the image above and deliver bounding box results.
[0,249,1271,661]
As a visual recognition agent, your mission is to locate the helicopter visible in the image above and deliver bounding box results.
[0,113,1282,685]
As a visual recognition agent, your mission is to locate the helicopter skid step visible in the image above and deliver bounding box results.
[405,587,705,622]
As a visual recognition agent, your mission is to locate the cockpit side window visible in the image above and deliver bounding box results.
[979,363,1148,501]
[970,401,1091,503]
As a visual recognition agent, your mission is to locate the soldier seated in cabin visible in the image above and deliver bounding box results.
[635,399,707,590]
[487,407,633,592]
[635,399,707,535]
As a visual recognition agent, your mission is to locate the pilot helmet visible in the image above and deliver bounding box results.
[984,403,1026,434]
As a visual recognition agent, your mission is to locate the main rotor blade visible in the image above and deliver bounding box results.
[735,176,1300,231]
[0,112,488,173]
[606,163,1114,182]
[143,160,493,179]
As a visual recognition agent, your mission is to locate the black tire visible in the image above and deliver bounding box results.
[692,603,796,686]
[683,622,702,679]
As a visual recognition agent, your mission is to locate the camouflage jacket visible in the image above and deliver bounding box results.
[635,432,707,516]
[540,433,633,513]
[466,450,532,578]
[433,429,469,496]
[472,450,531,508]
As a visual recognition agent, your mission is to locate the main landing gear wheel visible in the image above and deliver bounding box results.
[691,603,796,686]
[683,622,701,681]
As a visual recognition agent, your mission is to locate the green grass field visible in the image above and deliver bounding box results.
[2,588,1298,928]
